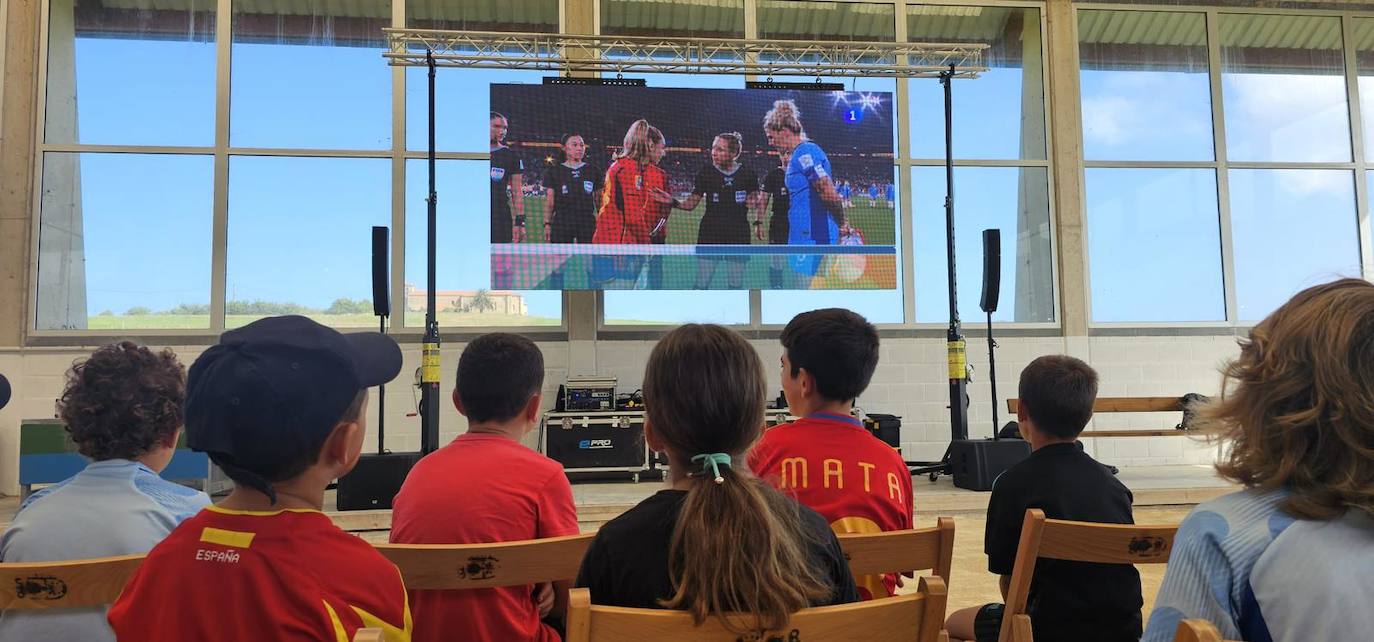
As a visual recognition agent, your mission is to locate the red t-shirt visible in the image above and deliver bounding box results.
[748,413,914,600]
[390,433,580,642]
[592,158,671,245]
[108,505,411,641]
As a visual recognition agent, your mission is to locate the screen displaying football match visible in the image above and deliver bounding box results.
[489,83,897,290]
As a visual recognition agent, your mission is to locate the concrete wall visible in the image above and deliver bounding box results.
[0,333,1239,495]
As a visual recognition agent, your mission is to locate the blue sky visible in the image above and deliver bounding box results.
[42,36,1369,327]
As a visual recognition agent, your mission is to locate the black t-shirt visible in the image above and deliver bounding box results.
[985,442,1143,642]
[694,164,759,222]
[490,146,524,215]
[763,166,789,220]
[575,489,860,611]
[543,162,602,219]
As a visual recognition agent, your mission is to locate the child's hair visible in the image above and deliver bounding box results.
[780,308,879,403]
[455,333,545,423]
[1018,355,1098,439]
[715,132,743,160]
[763,99,804,136]
[643,324,831,633]
[619,119,665,164]
[556,133,581,164]
[1205,278,1374,520]
[58,341,186,461]
[216,389,367,491]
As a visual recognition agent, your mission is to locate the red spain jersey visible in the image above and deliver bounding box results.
[748,413,914,600]
[592,158,671,245]
[108,505,412,642]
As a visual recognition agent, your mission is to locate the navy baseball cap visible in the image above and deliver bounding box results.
[185,316,401,493]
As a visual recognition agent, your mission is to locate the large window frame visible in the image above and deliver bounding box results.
[1079,4,1374,329]
[25,0,1063,338]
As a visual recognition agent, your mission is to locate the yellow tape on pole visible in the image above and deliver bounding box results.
[421,343,441,384]
[947,339,967,380]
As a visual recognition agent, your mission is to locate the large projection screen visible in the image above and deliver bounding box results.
[489,84,897,291]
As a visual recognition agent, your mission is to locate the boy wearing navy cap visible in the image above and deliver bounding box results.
[109,316,413,642]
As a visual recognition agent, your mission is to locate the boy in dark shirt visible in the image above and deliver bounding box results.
[947,355,1142,642]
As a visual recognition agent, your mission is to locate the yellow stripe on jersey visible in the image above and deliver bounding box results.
[323,601,349,642]
[206,505,322,517]
[199,527,256,548]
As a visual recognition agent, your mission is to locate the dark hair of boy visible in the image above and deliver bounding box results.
[1017,355,1099,440]
[779,308,879,402]
[455,333,544,423]
[58,341,186,461]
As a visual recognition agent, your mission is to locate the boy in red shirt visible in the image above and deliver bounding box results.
[391,333,579,642]
[748,308,913,600]
[108,315,411,641]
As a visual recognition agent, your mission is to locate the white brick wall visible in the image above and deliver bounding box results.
[0,333,1242,495]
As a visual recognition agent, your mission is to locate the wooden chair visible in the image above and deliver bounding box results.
[352,628,384,642]
[998,509,1178,642]
[0,553,144,610]
[566,576,948,641]
[836,517,955,585]
[374,532,595,589]
[1174,619,1244,642]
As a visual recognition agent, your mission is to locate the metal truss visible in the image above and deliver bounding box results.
[383,30,987,78]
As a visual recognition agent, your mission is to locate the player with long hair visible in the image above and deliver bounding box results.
[763,99,847,280]
[592,119,672,287]
[661,132,761,289]
[490,112,526,244]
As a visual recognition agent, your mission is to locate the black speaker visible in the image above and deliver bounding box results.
[336,452,421,510]
[979,229,1001,314]
[949,438,1029,491]
[371,226,390,318]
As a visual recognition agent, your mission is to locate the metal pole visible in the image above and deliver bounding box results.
[987,310,998,439]
[942,63,969,443]
[420,50,442,454]
[379,313,387,454]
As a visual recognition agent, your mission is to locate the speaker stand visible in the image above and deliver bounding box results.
[987,310,999,439]
[377,314,389,455]
[907,63,968,483]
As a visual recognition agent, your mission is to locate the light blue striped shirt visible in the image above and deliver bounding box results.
[1143,488,1374,642]
[0,459,210,642]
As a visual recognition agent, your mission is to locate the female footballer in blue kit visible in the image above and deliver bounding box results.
[762,99,847,281]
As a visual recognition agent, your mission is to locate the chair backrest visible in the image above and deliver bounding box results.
[353,627,384,642]
[1174,620,1221,642]
[999,508,1177,642]
[565,576,947,642]
[374,533,594,589]
[0,554,144,610]
[835,517,955,583]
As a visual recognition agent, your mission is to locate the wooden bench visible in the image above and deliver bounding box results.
[1005,397,1199,438]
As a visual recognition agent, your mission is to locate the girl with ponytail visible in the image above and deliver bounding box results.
[574,324,858,634]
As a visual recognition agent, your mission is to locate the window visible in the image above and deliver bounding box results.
[1220,14,1350,163]
[230,0,391,149]
[44,0,215,146]
[907,5,1045,161]
[1229,169,1361,321]
[225,157,391,328]
[1079,10,1213,161]
[36,153,214,330]
[404,159,562,326]
[759,1,896,43]
[1085,168,1224,322]
[602,0,744,38]
[911,166,1053,323]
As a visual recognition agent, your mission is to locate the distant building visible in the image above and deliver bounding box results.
[403,283,528,316]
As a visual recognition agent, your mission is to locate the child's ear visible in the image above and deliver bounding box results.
[322,420,364,473]
[523,392,542,424]
[644,418,664,453]
[452,389,468,417]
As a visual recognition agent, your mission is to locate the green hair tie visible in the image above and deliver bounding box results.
[691,453,732,484]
